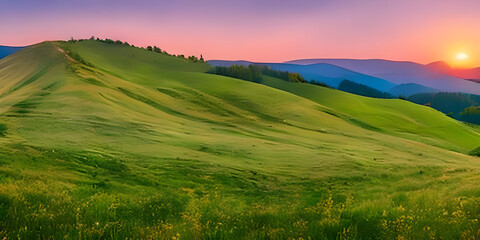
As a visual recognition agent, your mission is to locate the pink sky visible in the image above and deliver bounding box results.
[2,0,480,67]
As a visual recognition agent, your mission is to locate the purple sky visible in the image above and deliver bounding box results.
[2,0,480,67]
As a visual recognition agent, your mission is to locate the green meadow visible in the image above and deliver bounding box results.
[1,40,480,239]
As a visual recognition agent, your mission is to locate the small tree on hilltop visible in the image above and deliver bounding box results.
[147,46,153,51]
[188,55,199,62]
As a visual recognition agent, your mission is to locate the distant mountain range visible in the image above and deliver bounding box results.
[208,60,396,92]
[0,46,27,59]
[210,59,478,96]
[285,59,480,95]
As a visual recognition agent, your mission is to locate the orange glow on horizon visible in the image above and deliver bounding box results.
[440,41,477,68]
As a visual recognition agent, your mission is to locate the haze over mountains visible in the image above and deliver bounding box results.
[427,61,480,81]
[211,58,480,97]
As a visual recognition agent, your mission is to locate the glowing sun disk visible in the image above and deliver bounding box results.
[456,52,468,61]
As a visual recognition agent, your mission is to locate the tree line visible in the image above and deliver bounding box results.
[408,92,480,124]
[460,106,480,124]
[338,80,394,99]
[207,64,307,84]
[68,36,204,63]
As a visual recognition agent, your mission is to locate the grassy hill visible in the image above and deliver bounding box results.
[262,77,480,153]
[2,40,480,239]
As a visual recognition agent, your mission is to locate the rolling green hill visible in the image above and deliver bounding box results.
[1,40,480,239]
[262,76,480,153]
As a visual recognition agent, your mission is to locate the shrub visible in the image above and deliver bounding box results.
[0,123,6,136]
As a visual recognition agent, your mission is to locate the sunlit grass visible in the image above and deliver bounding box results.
[1,144,480,239]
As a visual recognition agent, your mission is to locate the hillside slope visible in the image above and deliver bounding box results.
[2,40,480,239]
[261,76,480,152]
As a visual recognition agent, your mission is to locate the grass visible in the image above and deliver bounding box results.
[0,40,480,239]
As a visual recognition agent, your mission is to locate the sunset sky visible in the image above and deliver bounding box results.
[2,0,480,67]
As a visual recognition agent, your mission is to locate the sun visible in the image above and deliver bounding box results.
[456,52,469,61]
